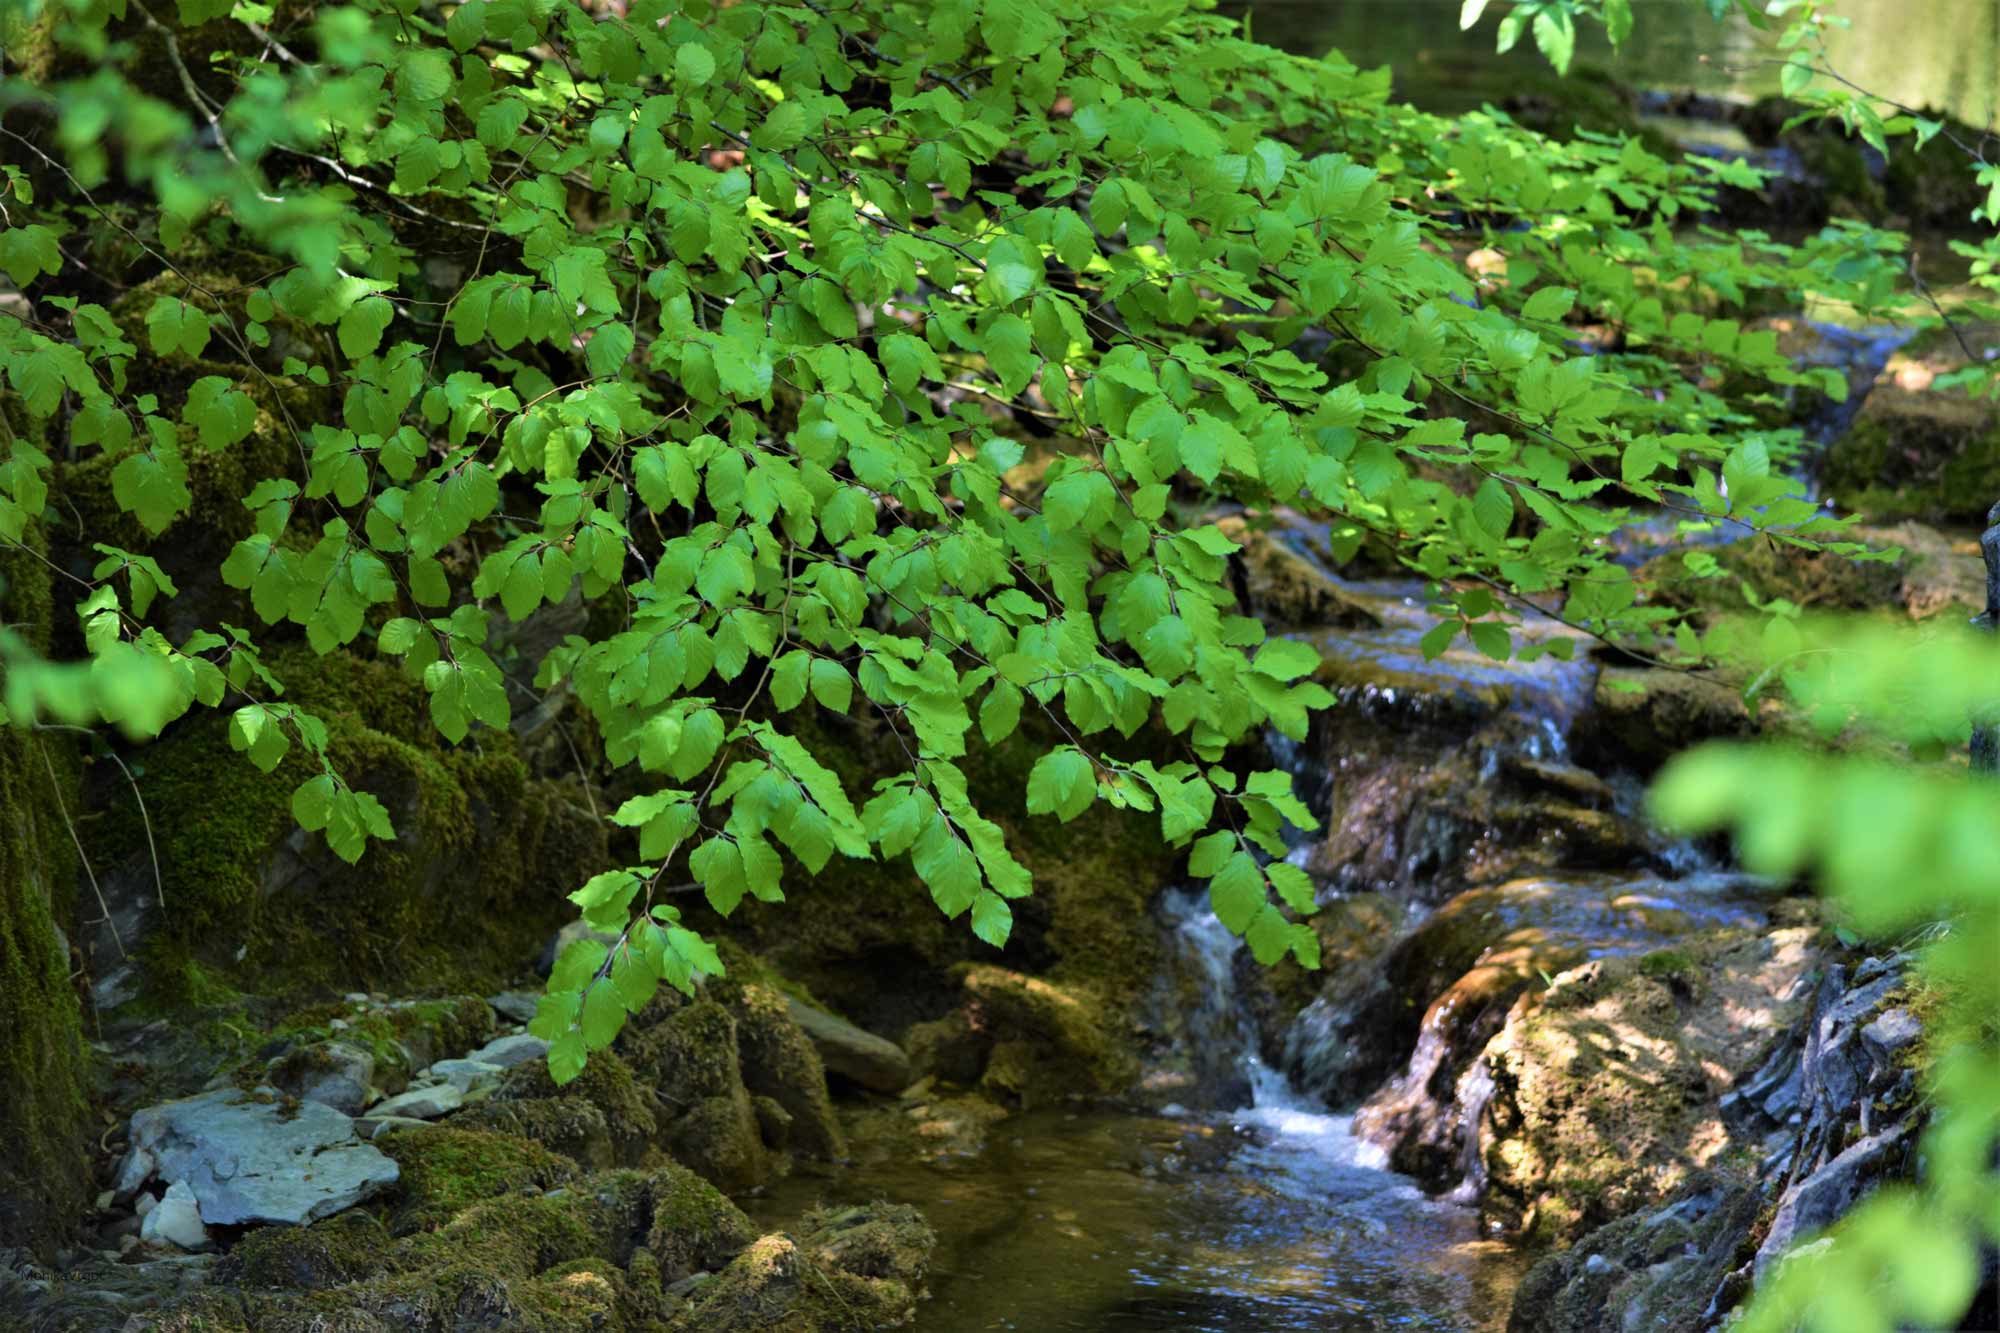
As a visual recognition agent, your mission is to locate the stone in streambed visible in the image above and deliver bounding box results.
[426,1057,506,1094]
[121,1087,399,1226]
[466,1032,549,1069]
[139,1181,211,1253]
[489,990,541,1024]
[784,996,912,1094]
[369,1083,464,1121]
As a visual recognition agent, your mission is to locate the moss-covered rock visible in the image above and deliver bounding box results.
[671,1204,935,1332]
[1571,667,1753,775]
[376,1126,583,1234]
[1476,927,1818,1243]
[0,527,92,1260]
[1500,66,1679,161]
[618,996,777,1190]
[1505,1176,1762,1333]
[717,981,845,1159]
[447,1048,658,1176]
[958,964,1136,1107]
[143,1159,780,1332]
[92,644,607,1007]
[219,1211,394,1289]
[1820,384,2000,525]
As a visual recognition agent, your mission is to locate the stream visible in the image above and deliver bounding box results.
[752,892,1530,1330]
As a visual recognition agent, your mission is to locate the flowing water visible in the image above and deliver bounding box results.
[754,887,1530,1330]
[739,11,1994,1321]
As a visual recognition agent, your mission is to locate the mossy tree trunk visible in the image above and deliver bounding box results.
[0,530,92,1259]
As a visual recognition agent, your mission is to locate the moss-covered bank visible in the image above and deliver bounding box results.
[96,643,606,1006]
[0,527,93,1260]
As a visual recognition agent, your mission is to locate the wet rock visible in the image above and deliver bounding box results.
[268,1040,375,1115]
[1289,874,1777,1115]
[785,996,913,1093]
[139,1181,211,1253]
[122,1087,399,1226]
[369,1083,464,1121]
[1571,667,1752,774]
[466,1032,549,1068]
[1218,518,1385,629]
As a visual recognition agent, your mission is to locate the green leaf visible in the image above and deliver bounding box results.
[145,297,211,359]
[1521,287,1575,322]
[339,296,395,359]
[1025,747,1094,822]
[0,224,62,287]
[676,42,715,86]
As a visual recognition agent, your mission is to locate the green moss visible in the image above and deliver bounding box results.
[103,644,608,1004]
[1821,386,2000,525]
[960,964,1136,1107]
[0,528,92,1259]
[1638,949,1698,980]
[671,1203,934,1333]
[378,1126,583,1234]
[454,1096,619,1171]
[221,1211,393,1289]
[491,1047,660,1164]
[717,981,844,1159]
[631,1160,757,1280]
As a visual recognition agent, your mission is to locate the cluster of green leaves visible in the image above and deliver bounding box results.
[0,0,1915,1096]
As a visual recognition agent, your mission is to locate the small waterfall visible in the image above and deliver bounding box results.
[1158,884,1392,1169]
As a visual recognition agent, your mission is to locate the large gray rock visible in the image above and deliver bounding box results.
[786,998,912,1093]
[122,1088,399,1226]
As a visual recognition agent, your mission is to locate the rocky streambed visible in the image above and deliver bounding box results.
[5,206,1996,1332]
[2,512,1967,1332]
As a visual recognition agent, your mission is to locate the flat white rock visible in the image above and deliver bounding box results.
[140,1181,211,1252]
